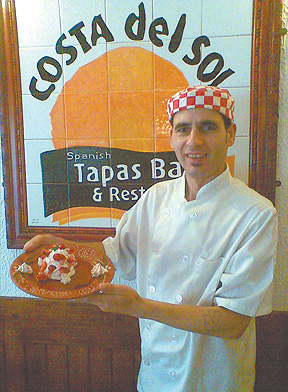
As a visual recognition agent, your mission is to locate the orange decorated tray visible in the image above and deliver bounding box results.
[10,244,114,299]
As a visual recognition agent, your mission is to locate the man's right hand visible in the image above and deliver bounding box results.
[23,234,60,252]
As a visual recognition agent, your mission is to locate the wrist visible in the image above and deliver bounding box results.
[137,297,150,319]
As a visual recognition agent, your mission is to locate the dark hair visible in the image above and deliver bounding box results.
[220,113,232,131]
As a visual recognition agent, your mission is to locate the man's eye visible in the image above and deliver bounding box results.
[201,125,217,133]
[175,127,188,133]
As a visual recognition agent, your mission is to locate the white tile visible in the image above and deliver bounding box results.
[153,35,252,91]
[25,140,54,184]
[60,0,106,37]
[201,35,252,88]
[229,87,250,137]
[153,40,198,87]
[26,184,66,226]
[106,0,153,43]
[62,43,107,86]
[202,0,253,37]
[106,40,154,53]
[228,136,249,184]
[153,0,202,39]
[19,47,64,96]
[22,93,60,140]
[15,0,61,47]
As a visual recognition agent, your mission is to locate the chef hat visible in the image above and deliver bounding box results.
[167,85,235,123]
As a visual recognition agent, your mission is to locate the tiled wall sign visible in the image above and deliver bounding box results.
[15,0,253,229]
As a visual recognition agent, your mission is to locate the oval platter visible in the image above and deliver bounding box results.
[10,244,114,300]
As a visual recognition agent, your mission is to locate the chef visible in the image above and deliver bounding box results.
[24,85,278,392]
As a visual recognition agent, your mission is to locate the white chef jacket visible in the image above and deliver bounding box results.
[103,168,278,392]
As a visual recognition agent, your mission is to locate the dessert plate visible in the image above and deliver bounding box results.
[10,244,114,299]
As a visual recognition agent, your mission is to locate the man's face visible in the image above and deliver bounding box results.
[170,108,236,187]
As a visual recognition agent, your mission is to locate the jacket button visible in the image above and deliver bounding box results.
[189,212,198,220]
[170,334,178,342]
[176,294,183,303]
[182,255,189,263]
[164,208,170,217]
[170,371,177,379]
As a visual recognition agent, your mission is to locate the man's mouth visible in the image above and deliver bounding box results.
[186,153,208,160]
[185,153,208,165]
[187,154,206,159]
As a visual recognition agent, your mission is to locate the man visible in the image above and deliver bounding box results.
[24,86,278,391]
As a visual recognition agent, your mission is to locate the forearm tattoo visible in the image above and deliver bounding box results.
[203,309,222,333]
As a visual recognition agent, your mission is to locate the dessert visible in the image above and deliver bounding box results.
[17,262,33,274]
[91,262,108,278]
[37,243,77,284]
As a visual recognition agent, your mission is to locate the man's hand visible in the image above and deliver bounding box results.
[76,283,145,318]
[23,234,58,252]
[77,284,251,340]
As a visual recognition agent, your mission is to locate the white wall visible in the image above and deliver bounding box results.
[1,3,288,309]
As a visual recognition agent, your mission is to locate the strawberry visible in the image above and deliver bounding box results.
[47,265,56,275]
[59,267,70,274]
[39,261,47,273]
[53,253,66,261]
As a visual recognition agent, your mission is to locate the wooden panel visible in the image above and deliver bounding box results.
[133,350,141,388]
[25,342,48,392]
[254,312,288,392]
[3,340,26,392]
[1,297,140,347]
[46,344,68,392]
[89,348,112,392]
[67,345,90,392]
[0,342,6,390]
[0,297,140,392]
[1,297,287,391]
[112,349,137,392]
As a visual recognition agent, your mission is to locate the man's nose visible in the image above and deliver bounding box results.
[186,128,203,146]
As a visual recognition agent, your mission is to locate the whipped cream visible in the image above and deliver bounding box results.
[18,262,33,274]
[91,262,108,278]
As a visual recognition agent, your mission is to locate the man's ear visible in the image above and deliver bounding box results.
[226,122,236,147]
[169,126,174,148]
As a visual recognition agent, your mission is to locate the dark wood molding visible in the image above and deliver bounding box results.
[249,0,282,203]
[0,0,26,245]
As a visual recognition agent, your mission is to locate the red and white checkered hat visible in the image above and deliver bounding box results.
[167,85,235,123]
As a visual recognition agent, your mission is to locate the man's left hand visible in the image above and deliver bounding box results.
[75,283,144,318]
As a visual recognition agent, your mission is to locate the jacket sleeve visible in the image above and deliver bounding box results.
[214,207,278,317]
